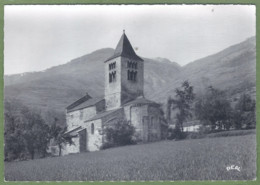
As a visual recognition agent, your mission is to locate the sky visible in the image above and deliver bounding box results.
[4,5,255,75]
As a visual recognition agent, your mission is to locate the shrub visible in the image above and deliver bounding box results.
[101,119,136,149]
[167,127,187,140]
[186,132,205,139]
[198,125,211,134]
[195,86,232,131]
[185,129,256,140]
[207,129,255,138]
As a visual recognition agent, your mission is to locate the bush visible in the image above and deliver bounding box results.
[185,129,255,140]
[167,127,187,140]
[185,132,205,139]
[195,87,232,131]
[207,129,255,138]
[4,99,50,161]
[100,142,116,150]
[198,125,211,134]
[101,119,136,149]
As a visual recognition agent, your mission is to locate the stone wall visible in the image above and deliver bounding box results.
[121,57,144,105]
[85,119,103,151]
[104,56,144,110]
[124,104,147,141]
[105,57,122,110]
[147,105,162,141]
[123,104,162,142]
[96,99,106,113]
[64,137,79,155]
[66,106,96,130]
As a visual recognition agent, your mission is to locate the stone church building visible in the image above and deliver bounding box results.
[63,32,166,155]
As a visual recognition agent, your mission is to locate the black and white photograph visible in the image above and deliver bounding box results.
[4,5,256,181]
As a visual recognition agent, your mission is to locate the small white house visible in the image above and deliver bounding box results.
[169,120,201,132]
[183,120,201,132]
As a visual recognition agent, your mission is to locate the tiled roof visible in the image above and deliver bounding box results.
[123,96,160,107]
[67,96,104,113]
[66,94,91,110]
[183,120,201,127]
[105,32,143,62]
[85,108,122,122]
[64,126,82,135]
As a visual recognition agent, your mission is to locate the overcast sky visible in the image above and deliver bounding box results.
[4,5,255,75]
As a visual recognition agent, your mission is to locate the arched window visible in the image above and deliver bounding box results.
[130,71,133,80]
[109,73,112,83]
[128,70,130,80]
[133,71,137,81]
[80,110,83,120]
[151,117,154,128]
[112,71,116,82]
[109,72,116,83]
[127,70,138,81]
[91,123,94,134]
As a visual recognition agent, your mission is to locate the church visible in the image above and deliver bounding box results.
[63,31,166,155]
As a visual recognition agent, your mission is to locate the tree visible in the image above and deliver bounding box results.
[49,119,75,156]
[4,99,50,160]
[20,107,50,159]
[167,81,195,139]
[233,94,256,129]
[195,86,232,131]
[102,119,136,149]
[4,100,27,161]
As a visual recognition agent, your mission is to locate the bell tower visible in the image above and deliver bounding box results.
[104,31,144,110]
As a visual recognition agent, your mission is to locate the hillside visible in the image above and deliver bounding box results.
[4,48,181,114]
[149,36,256,103]
[4,36,256,123]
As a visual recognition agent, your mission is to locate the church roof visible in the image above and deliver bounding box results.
[64,126,82,135]
[85,108,123,122]
[66,93,91,110]
[105,31,144,62]
[123,96,161,107]
[67,96,104,113]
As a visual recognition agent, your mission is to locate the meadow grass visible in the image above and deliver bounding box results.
[5,134,256,181]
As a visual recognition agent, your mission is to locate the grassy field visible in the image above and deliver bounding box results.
[5,134,256,181]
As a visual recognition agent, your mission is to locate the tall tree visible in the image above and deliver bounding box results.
[195,86,232,131]
[167,81,195,139]
[4,100,26,160]
[21,107,50,159]
[4,99,50,160]
[233,94,256,129]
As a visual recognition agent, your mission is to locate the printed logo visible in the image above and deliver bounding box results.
[226,165,241,172]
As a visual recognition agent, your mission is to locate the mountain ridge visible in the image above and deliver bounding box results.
[4,36,256,124]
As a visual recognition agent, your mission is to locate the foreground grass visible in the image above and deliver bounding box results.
[5,134,256,181]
